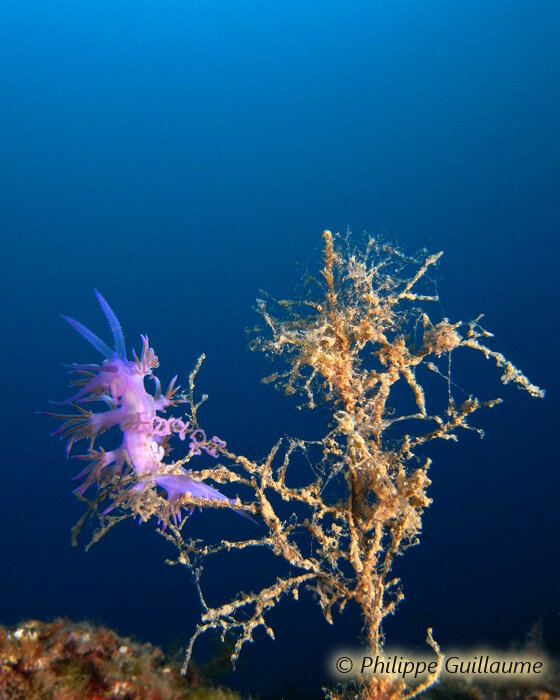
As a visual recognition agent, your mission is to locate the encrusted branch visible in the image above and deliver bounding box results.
[72,230,543,699]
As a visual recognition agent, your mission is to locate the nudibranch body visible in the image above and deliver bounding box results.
[48,290,232,522]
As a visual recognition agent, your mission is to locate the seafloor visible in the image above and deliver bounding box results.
[0,618,239,700]
[1,617,558,699]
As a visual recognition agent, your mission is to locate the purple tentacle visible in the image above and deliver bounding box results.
[95,290,127,360]
[62,315,113,358]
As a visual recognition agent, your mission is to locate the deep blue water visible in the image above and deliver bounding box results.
[1,2,558,698]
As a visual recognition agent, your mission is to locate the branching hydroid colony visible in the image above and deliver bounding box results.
[48,231,543,699]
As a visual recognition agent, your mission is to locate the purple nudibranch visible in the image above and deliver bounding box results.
[46,290,244,524]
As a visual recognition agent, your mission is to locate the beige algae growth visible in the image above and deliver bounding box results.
[68,231,544,699]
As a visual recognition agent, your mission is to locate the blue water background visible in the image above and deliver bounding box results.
[1,2,558,697]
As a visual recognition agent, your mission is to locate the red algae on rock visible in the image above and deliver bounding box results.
[0,618,239,700]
